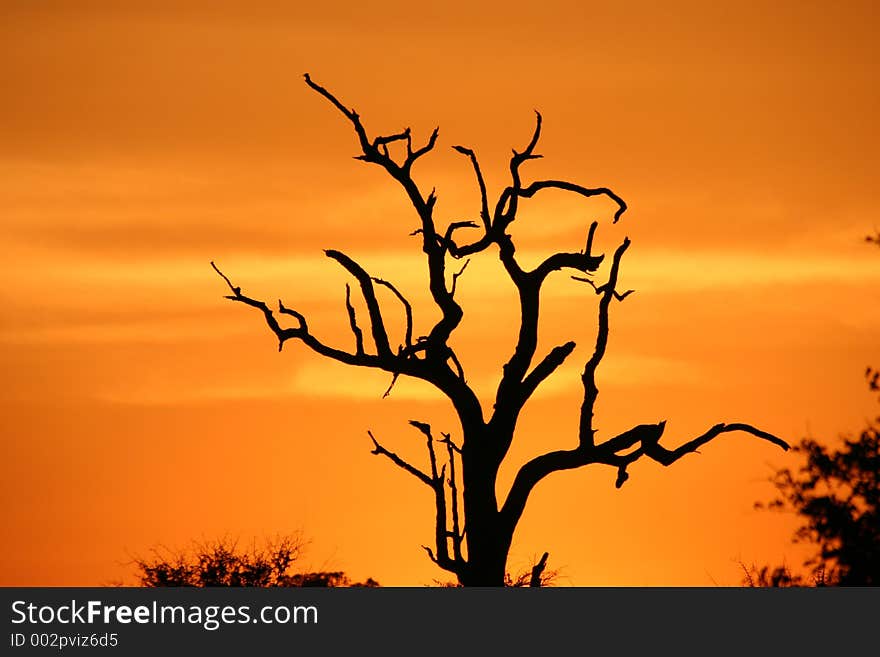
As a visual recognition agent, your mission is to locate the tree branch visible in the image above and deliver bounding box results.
[598,421,790,466]
[520,341,577,402]
[499,228,787,530]
[585,220,599,255]
[405,421,461,572]
[572,276,635,301]
[450,258,471,297]
[303,73,371,154]
[372,276,414,351]
[381,372,401,399]
[501,421,789,532]
[487,121,624,454]
[440,432,464,564]
[304,76,460,361]
[302,77,483,418]
[212,261,368,363]
[490,112,543,273]
[325,250,392,358]
[441,221,481,258]
[533,251,604,283]
[501,446,597,529]
[343,284,365,355]
[374,128,410,151]
[517,180,627,223]
[368,430,433,488]
[304,75,447,318]
[408,420,440,481]
[578,238,630,448]
[595,421,791,489]
[452,145,490,231]
[406,127,440,169]
[277,299,308,329]
[213,259,481,422]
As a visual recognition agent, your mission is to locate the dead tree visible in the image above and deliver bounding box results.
[212,74,790,586]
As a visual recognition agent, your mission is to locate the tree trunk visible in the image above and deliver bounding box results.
[458,425,514,586]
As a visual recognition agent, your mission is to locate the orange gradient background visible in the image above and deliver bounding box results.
[2,1,878,586]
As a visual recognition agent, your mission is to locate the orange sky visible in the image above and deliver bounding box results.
[2,0,878,586]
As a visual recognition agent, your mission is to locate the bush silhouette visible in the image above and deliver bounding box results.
[753,369,880,586]
[133,536,379,587]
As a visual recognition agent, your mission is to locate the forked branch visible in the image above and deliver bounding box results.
[325,249,391,358]
[579,238,631,448]
[369,422,465,575]
[501,420,789,532]
[499,231,789,530]
[487,123,625,450]
[212,261,357,363]
[304,74,471,367]
[440,432,464,563]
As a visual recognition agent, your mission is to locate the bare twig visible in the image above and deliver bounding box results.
[585,220,599,255]
[368,430,433,487]
[572,276,635,301]
[382,371,401,399]
[343,284,365,355]
[441,221,481,257]
[407,128,440,168]
[450,259,471,297]
[372,276,414,350]
[303,73,370,153]
[421,545,439,565]
[211,261,240,295]
[452,145,490,231]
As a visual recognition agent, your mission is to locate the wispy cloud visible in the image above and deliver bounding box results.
[286,352,703,401]
[93,349,705,406]
[7,245,879,302]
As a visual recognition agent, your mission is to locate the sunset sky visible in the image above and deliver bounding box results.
[2,1,878,586]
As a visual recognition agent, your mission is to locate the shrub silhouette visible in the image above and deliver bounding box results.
[134,536,379,588]
[749,230,879,586]
[753,369,880,586]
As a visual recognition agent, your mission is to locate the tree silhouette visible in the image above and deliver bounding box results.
[749,237,879,587]
[753,370,879,586]
[212,75,789,586]
[134,536,380,587]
